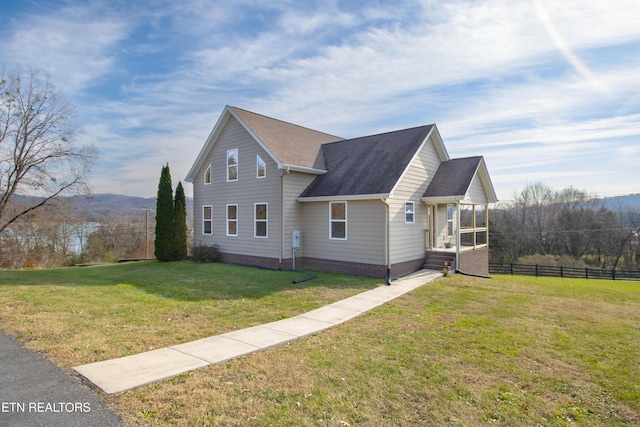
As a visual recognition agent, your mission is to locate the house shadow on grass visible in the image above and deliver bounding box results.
[0,260,382,302]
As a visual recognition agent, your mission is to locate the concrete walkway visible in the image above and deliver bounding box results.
[74,270,441,394]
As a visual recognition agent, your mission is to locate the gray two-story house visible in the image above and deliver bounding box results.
[186,105,497,279]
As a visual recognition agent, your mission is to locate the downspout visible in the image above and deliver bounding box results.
[455,201,460,272]
[280,167,290,268]
[381,197,391,285]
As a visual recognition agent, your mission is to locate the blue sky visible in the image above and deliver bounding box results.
[1,0,639,200]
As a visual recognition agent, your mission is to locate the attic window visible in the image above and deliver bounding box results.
[227,149,238,181]
[204,164,211,185]
[257,155,266,178]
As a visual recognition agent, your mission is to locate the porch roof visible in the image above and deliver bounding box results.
[422,156,497,203]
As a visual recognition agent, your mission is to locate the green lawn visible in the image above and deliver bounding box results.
[1,264,639,426]
[0,261,380,366]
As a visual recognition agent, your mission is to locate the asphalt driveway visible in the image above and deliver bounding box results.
[0,330,122,427]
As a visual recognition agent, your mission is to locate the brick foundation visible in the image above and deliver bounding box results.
[458,247,490,277]
[219,252,428,280]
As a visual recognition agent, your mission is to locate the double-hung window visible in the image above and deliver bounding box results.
[254,203,268,238]
[203,205,212,235]
[330,202,347,240]
[227,148,238,181]
[405,201,415,224]
[226,204,238,236]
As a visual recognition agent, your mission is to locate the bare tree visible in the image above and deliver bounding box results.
[0,65,96,234]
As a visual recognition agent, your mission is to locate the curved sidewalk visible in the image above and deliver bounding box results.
[75,270,441,394]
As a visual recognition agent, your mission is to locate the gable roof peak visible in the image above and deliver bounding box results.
[227,106,343,170]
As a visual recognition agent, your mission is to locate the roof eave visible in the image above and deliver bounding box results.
[281,164,327,175]
[298,193,390,202]
[185,106,232,182]
[421,195,466,203]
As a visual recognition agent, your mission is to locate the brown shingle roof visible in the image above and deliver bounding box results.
[229,106,343,170]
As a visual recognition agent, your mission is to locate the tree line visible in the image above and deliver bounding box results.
[490,182,640,270]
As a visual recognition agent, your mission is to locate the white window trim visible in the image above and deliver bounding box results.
[405,201,415,224]
[254,202,268,238]
[204,164,212,185]
[256,155,266,179]
[329,201,347,240]
[226,204,238,237]
[202,205,213,235]
[227,148,238,182]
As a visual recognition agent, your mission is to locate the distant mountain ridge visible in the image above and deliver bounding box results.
[13,193,193,222]
[599,194,640,210]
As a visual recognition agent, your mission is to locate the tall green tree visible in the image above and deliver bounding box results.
[173,181,188,260]
[154,164,175,261]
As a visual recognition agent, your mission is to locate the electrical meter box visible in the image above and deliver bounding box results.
[292,230,301,249]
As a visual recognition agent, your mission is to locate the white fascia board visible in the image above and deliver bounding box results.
[478,158,499,203]
[298,193,389,203]
[389,127,434,198]
[421,195,465,204]
[185,106,231,182]
[430,124,450,162]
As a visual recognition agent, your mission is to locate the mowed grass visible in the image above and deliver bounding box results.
[1,265,639,426]
[111,274,639,426]
[0,261,380,367]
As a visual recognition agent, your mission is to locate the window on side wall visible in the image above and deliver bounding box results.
[405,201,415,224]
[227,204,238,236]
[330,202,347,240]
[204,164,211,185]
[254,203,267,238]
[203,205,212,235]
[257,155,266,179]
[227,149,238,181]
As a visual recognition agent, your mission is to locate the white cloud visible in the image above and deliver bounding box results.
[1,4,129,94]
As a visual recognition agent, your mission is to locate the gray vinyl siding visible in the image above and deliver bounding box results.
[282,172,316,260]
[389,135,442,264]
[301,200,386,265]
[463,174,488,205]
[192,116,281,257]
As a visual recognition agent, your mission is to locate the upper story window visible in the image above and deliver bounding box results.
[330,202,347,240]
[203,205,212,235]
[257,155,266,179]
[405,201,415,224]
[227,149,238,181]
[204,164,211,185]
